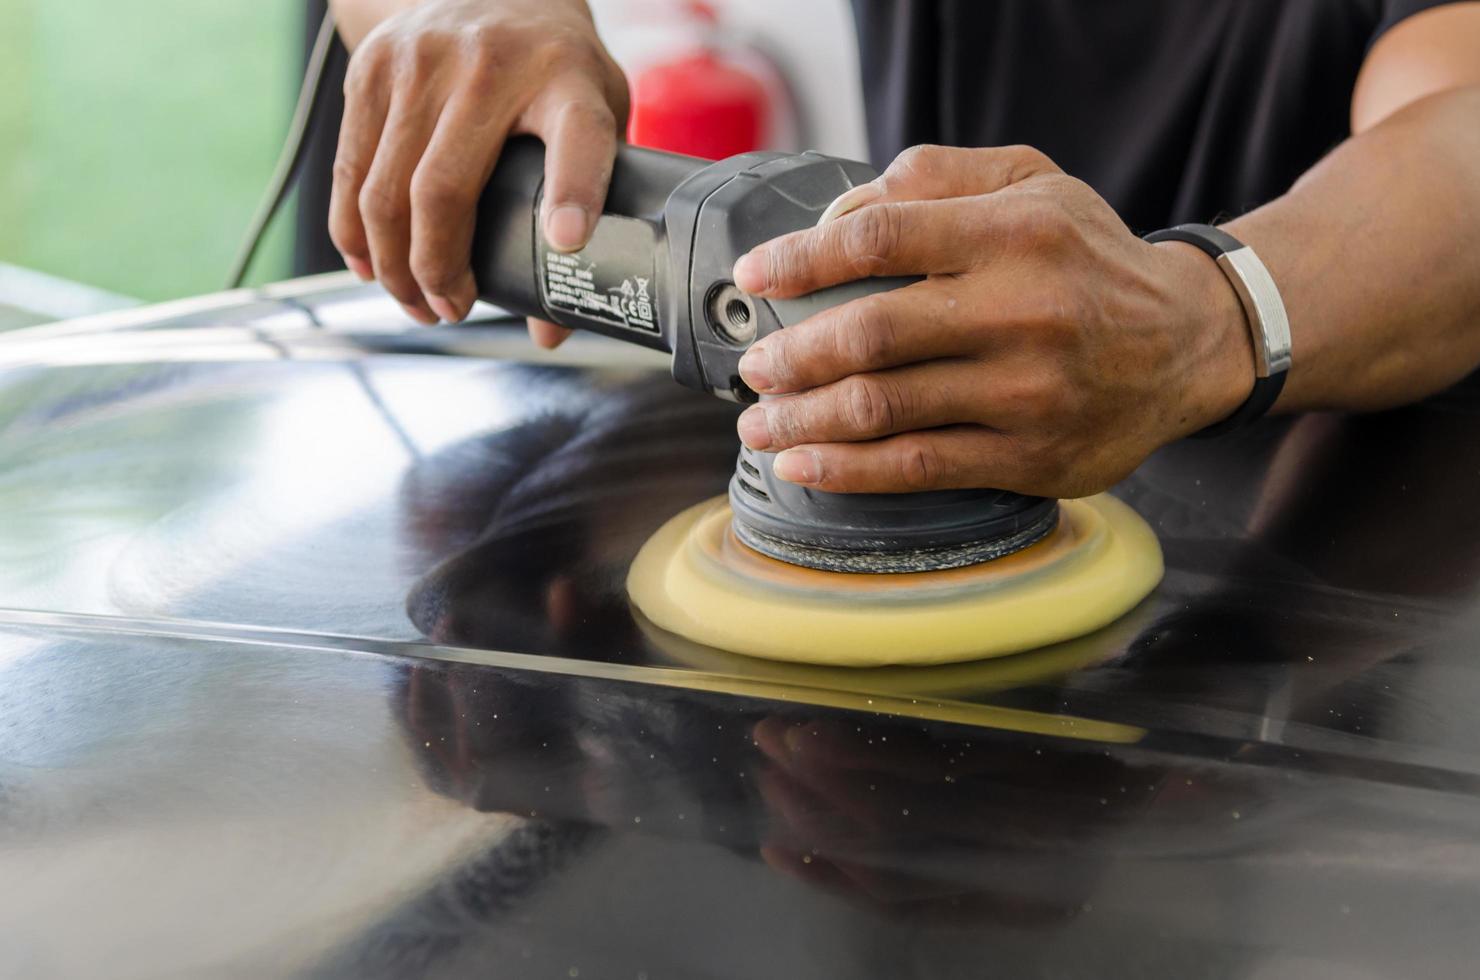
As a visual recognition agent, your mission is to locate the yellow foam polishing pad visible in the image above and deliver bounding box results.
[627,494,1163,667]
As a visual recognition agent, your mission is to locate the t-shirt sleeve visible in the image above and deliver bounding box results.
[1372,0,1469,48]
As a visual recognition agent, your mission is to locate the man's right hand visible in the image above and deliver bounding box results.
[328,0,627,345]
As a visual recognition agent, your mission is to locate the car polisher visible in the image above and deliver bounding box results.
[225,9,1152,662]
[470,139,1162,665]
[471,137,1057,574]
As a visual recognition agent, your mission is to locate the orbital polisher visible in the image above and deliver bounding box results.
[471,139,1162,665]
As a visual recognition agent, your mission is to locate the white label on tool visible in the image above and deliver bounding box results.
[543,251,658,334]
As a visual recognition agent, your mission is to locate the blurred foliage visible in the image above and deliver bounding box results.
[0,0,299,300]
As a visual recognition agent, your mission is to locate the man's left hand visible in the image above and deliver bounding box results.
[731,144,1252,498]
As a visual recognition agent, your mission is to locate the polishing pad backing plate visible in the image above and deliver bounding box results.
[627,494,1163,667]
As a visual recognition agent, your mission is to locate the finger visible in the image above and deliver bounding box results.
[524,79,619,252]
[751,716,794,764]
[330,53,392,281]
[734,196,1007,298]
[527,317,573,349]
[771,426,1024,494]
[738,281,977,394]
[360,88,442,324]
[819,143,1060,224]
[738,361,990,452]
[409,91,517,322]
[758,767,872,843]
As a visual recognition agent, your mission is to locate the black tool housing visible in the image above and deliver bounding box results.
[471,139,1057,573]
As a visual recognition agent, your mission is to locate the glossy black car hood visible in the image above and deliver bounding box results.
[3,276,1480,979]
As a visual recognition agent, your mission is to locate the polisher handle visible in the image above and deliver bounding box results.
[471,137,706,353]
[471,138,916,401]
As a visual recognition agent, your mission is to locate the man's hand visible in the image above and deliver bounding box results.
[329,0,626,345]
[730,145,1251,498]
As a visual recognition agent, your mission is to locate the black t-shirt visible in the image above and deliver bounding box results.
[849,0,1456,232]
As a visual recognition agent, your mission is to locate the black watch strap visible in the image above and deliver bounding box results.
[1145,223,1291,438]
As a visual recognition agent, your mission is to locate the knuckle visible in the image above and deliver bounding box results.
[409,168,469,216]
[840,375,899,435]
[343,65,370,98]
[761,337,793,384]
[1003,292,1068,342]
[464,22,508,56]
[1009,374,1061,423]
[1046,291,1091,342]
[397,34,444,80]
[887,144,942,182]
[766,401,804,445]
[1034,172,1086,198]
[347,38,392,87]
[841,203,902,276]
[556,97,616,133]
[1004,144,1058,179]
[463,45,505,83]
[1005,199,1072,251]
[536,30,596,73]
[332,158,365,189]
[768,241,805,292]
[1024,202,1068,244]
[836,301,898,368]
[359,181,407,226]
[861,301,901,364]
[896,437,944,491]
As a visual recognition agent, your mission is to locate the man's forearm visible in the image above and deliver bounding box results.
[1225,85,1480,413]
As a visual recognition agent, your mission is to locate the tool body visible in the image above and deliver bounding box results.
[472,138,1056,572]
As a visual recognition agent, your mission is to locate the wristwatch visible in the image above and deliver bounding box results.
[1145,223,1292,438]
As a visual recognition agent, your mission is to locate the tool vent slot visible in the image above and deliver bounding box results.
[737,477,770,503]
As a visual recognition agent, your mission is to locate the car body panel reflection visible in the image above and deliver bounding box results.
[2,283,1480,978]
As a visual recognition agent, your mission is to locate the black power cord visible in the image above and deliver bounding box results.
[226,12,341,289]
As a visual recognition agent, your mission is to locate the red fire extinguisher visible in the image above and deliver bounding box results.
[624,2,789,160]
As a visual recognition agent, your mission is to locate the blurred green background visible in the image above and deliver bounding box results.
[0,0,299,302]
